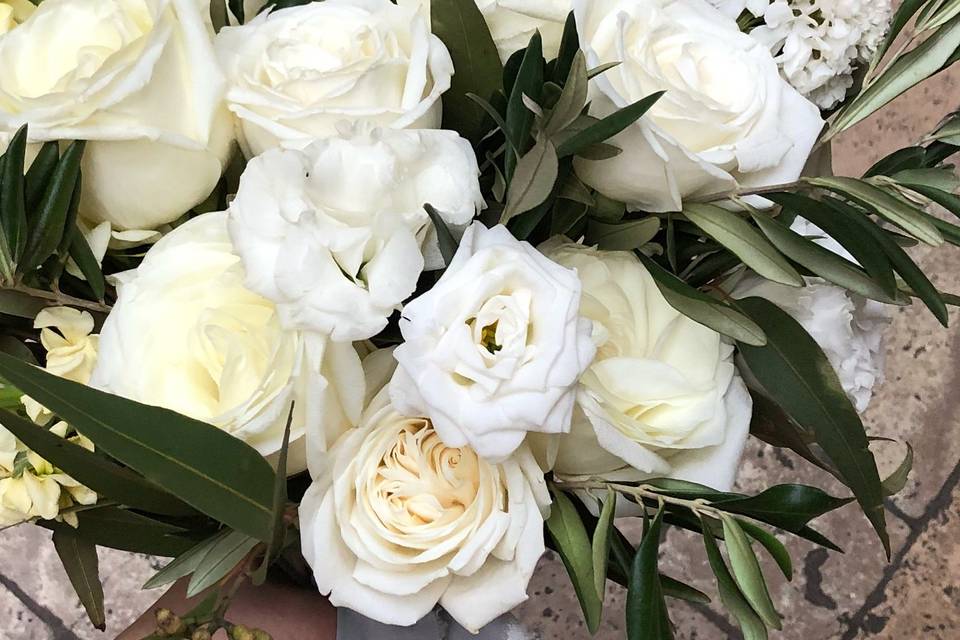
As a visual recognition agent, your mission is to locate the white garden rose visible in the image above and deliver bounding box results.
[474,0,570,61]
[391,223,595,462]
[300,388,550,631]
[90,212,365,474]
[0,0,233,230]
[215,0,454,156]
[227,126,483,342]
[733,218,889,413]
[542,241,752,491]
[571,0,823,212]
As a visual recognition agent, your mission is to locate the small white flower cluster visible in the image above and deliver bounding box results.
[711,0,893,109]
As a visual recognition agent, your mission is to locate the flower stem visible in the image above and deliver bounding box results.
[3,283,111,314]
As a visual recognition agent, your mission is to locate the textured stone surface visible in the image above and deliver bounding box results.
[3,39,960,640]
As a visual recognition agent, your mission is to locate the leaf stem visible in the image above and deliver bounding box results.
[3,284,111,314]
[693,180,810,204]
[556,479,726,520]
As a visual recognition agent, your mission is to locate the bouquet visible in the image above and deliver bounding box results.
[0,0,957,637]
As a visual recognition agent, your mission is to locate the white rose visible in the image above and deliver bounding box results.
[215,0,453,156]
[571,0,823,212]
[542,241,752,491]
[227,126,483,342]
[733,218,889,413]
[300,388,550,631]
[475,0,570,61]
[390,223,595,462]
[90,212,365,474]
[0,0,233,230]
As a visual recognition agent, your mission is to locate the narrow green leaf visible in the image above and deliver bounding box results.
[716,485,852,534]
[143,531,228,590]
[1,125,28,265]
[20,140,85,273]
[684,203,804,287]
[504,33,544,181]
[0,288,53,319]
[864,146,927,178]
[637,252,767,346]
[834,15,960,133]
[893,167,960,192]
[52,528,105,631]
[736,520,793,580]
[900,181,960,219]
[545,487,602,633]
[821,197,948,326]
[626,505,672,640]
[39,507,195,557]
[660,575,711,605]
[502,138,559,223]
[588,217,660,251]
[882,442,914,497]
[701,516,768,640]
[187,530,259,597]
[424,204,459,267]
[592,489,616,602]
[68,228,106,301]
[557,92,664,158]
[0,409,195,516]
[721,515,782,630]
[24,141,59,214]
[0,352,277,542]
[551,11,579,83]
[874,0,928,63]
[544,51,588,136]
[432,0,503,144]
[749,210,900,304]
[736,298,889,557]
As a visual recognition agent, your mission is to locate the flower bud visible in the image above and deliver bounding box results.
[154,608,183,636]
[252,630,272,640]
[191,627,213,640]
[231,625,255,640]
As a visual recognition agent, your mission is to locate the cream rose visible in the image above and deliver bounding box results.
[300,388,550,631]
[90,212,365,474]
[475,0,570,61]
[227,126,483,342]
[542,241,752,491]
[215,0,453,156]
[0,0,233,230]
[571,0,823,212]
[390,223,595,462]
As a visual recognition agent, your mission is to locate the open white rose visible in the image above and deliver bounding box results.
[0,0,232,230]
[541,241,752,491]
[571,0,823,212]
[733,218,889,413]
[475,0,570,61]
[215,0,453,156]
[228,126,483,342]
[300,388,550,631]
[90,212,365,474]
[391,223,595,462]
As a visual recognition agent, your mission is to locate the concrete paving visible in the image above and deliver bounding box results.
[2,60,960,640]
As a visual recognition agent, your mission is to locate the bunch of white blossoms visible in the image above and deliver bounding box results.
[711,0,893,109]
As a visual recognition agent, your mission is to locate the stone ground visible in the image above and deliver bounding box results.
[3,55,960,640]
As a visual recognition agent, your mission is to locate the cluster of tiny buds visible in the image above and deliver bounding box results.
[153,609,272,640]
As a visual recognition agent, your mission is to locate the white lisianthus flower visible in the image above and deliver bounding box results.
[750,0,893,110]
[90,212,365,474]
[227,126,483,342]
[21,307,99,426]
[474,0,571,61]
[0,0,233,230]
[215,0,454,156]
[571,0,823,212]
[390,223,595,462]
[300,388,550,632]
[0,421,96,527]
[541,241,752,491]
[733,218,889,412]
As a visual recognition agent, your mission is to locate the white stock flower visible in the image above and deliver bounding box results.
[21,307,99,425]
[0,421,96,527]
[733,218,889,412]
[750,0,893,109]
[0,0,233,230]
[541,241,752,492]
[215,0,453,156]
[300,388,550,632]
[571,0,823,212]
[90,212,365,474]
[391,223,595,462]
[227,126,483,342]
